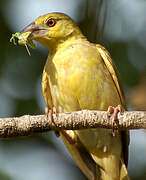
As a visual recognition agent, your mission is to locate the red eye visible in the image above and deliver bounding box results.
[46,18,56,27]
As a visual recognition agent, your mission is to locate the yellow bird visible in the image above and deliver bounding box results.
[21,12,130,180]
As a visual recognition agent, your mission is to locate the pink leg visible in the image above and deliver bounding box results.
[45,106,60,137]
[107,105,122,136]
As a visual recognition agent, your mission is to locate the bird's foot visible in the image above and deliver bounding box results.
[45,106,60,137]
[107,105,122,136]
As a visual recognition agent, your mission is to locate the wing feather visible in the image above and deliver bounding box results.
[42,69,53,109]
[96,44,126,108]
[96,44,129,166]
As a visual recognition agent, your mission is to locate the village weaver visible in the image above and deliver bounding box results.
[21,12,130,180]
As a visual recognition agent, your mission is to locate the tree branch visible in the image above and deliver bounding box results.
[0,110,146,138]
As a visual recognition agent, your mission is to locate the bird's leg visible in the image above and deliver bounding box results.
[107,105,122,136]
[45,106,60,137]
[45,107,75,144]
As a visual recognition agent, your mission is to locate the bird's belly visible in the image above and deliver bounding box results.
[50,84,115,153]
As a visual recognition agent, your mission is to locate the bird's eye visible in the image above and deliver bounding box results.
[46,18,56,27]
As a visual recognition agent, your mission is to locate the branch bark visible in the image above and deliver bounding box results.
[0,110,146,138]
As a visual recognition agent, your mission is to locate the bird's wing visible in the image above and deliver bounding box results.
[96,44,130,166]
[42,68,54,109]
[96,44,126,108]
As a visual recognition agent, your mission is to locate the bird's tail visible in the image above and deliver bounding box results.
[119,159,130,180]
[94,159,130,180]
[91,153,130,180]
[61,130,130,180]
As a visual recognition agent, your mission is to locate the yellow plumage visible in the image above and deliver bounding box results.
[22,12,130,180]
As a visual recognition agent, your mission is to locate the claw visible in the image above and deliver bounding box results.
[107,105,122,136]
[45,106,49,118]
[45,106,60,137]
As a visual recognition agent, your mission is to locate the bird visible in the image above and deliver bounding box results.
[21,12,130,180]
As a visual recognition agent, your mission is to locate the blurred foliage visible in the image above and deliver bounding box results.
[110,42,140,86]
[0,170,13,180]
[0,0,146,179]
[128,74,146,110]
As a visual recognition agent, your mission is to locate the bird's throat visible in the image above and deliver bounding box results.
[39,31,86,54]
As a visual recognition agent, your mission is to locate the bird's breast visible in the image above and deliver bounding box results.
[46,52,104,112]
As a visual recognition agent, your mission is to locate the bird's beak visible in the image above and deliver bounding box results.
[21,22,48,40]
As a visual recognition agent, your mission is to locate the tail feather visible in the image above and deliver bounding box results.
[120,159,130,180]
[61,130,130,180]
[91,154,130,180]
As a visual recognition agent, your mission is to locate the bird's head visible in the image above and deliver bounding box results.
[21,12,83,51]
